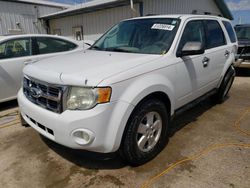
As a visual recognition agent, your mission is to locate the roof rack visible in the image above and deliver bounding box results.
[191,10,222,17]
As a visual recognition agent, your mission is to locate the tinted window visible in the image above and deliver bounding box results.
[177,20,205,53]
[0,38,31,59]
[235,26,250,40]
[33,37,77,55]
[223,21,237,43]
[205,20,226,49]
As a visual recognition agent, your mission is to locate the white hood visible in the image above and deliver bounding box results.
[23,50,160,86]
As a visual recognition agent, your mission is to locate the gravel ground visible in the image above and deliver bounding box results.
[0,69,249,188]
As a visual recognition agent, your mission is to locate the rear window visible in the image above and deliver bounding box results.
[223,21,237,43]
[33,37,77,55]
[205,20,226,49]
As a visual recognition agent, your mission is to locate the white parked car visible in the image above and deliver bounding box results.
[0,34,84,103]
[18,15,237,166]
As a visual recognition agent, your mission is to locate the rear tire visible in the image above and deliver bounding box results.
[120,99,169,166]
[214,65,235,103]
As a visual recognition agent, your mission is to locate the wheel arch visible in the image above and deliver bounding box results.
[119,91,171,149]
[106,74,175,152]
[218,53,235,87]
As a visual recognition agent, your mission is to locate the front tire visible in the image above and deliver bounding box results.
[120,99,169,166]
[215,65,235,103]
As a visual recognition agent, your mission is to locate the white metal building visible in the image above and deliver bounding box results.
[0,0,69,35]
[40,0,233,41]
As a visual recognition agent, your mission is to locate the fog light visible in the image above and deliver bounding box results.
[72,129,94,145]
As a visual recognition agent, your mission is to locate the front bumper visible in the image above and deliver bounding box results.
[18,89,133,153]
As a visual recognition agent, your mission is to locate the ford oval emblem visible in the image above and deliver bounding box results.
[30,87,42,98]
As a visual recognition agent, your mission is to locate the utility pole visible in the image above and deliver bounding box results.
[238,16,242,24]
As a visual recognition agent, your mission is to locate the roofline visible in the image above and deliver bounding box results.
[39,0,233,20]
[0,0,71,9]
[214,0,233,20]
[0,34,79,43]
[39,0,140,20]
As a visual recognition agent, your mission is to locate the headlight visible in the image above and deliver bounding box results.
[67,87,112,110]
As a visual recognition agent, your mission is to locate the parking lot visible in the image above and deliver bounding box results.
[0,70,249,188]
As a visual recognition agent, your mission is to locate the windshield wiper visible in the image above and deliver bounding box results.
[90,45,102,50]
[104,48,133,53]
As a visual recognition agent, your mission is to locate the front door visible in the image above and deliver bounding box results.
[175,20,211,108]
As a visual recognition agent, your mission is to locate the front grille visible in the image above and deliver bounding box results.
[23,76,66,113]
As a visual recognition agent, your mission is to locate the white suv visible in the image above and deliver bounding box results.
[18,15,237,166]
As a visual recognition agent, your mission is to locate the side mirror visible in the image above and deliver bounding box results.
[177,42,205,57]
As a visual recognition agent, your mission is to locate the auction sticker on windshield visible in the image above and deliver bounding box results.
[151,24,175,31]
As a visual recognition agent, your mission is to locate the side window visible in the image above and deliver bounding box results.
[235,26,250,40]
[0,42,7,59]
[0,38,31,60]
[33,37,77,55]
[205,20,226,49]
[177,20,205,53]
[222,21,237,43]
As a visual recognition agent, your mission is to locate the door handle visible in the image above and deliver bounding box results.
[24,59,36,65]
[202,57,210,68]
[225,50,230,58]
[24,59,33,65]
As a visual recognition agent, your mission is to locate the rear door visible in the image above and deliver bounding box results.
[202,20,230,88]
[0,37,31,102]
[222,20,238,65]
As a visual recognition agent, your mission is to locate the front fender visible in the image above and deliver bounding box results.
[113,73,175,115]
[104,73,176,152]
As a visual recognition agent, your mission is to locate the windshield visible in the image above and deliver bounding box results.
[235,26,250,40]
[91,18,180,55]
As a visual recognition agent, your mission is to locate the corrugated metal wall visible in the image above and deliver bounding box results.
[49,4,139,40]
[0,1,62,35]
[143,0,221,16]
[48,0,223,40]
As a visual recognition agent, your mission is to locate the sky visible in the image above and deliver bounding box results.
[50,0,250,25]
[226,0,250,25]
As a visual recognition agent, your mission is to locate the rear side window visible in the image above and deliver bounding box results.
[223,21,237,43]
[205,20,226,49]
[33,37,77,55]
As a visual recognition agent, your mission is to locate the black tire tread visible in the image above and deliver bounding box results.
[214,65,235,103]
[120,98,169,166]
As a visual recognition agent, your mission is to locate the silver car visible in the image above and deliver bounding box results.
[0,34,84,103]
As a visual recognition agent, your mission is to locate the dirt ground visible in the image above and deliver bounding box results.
[0,69,250,188]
